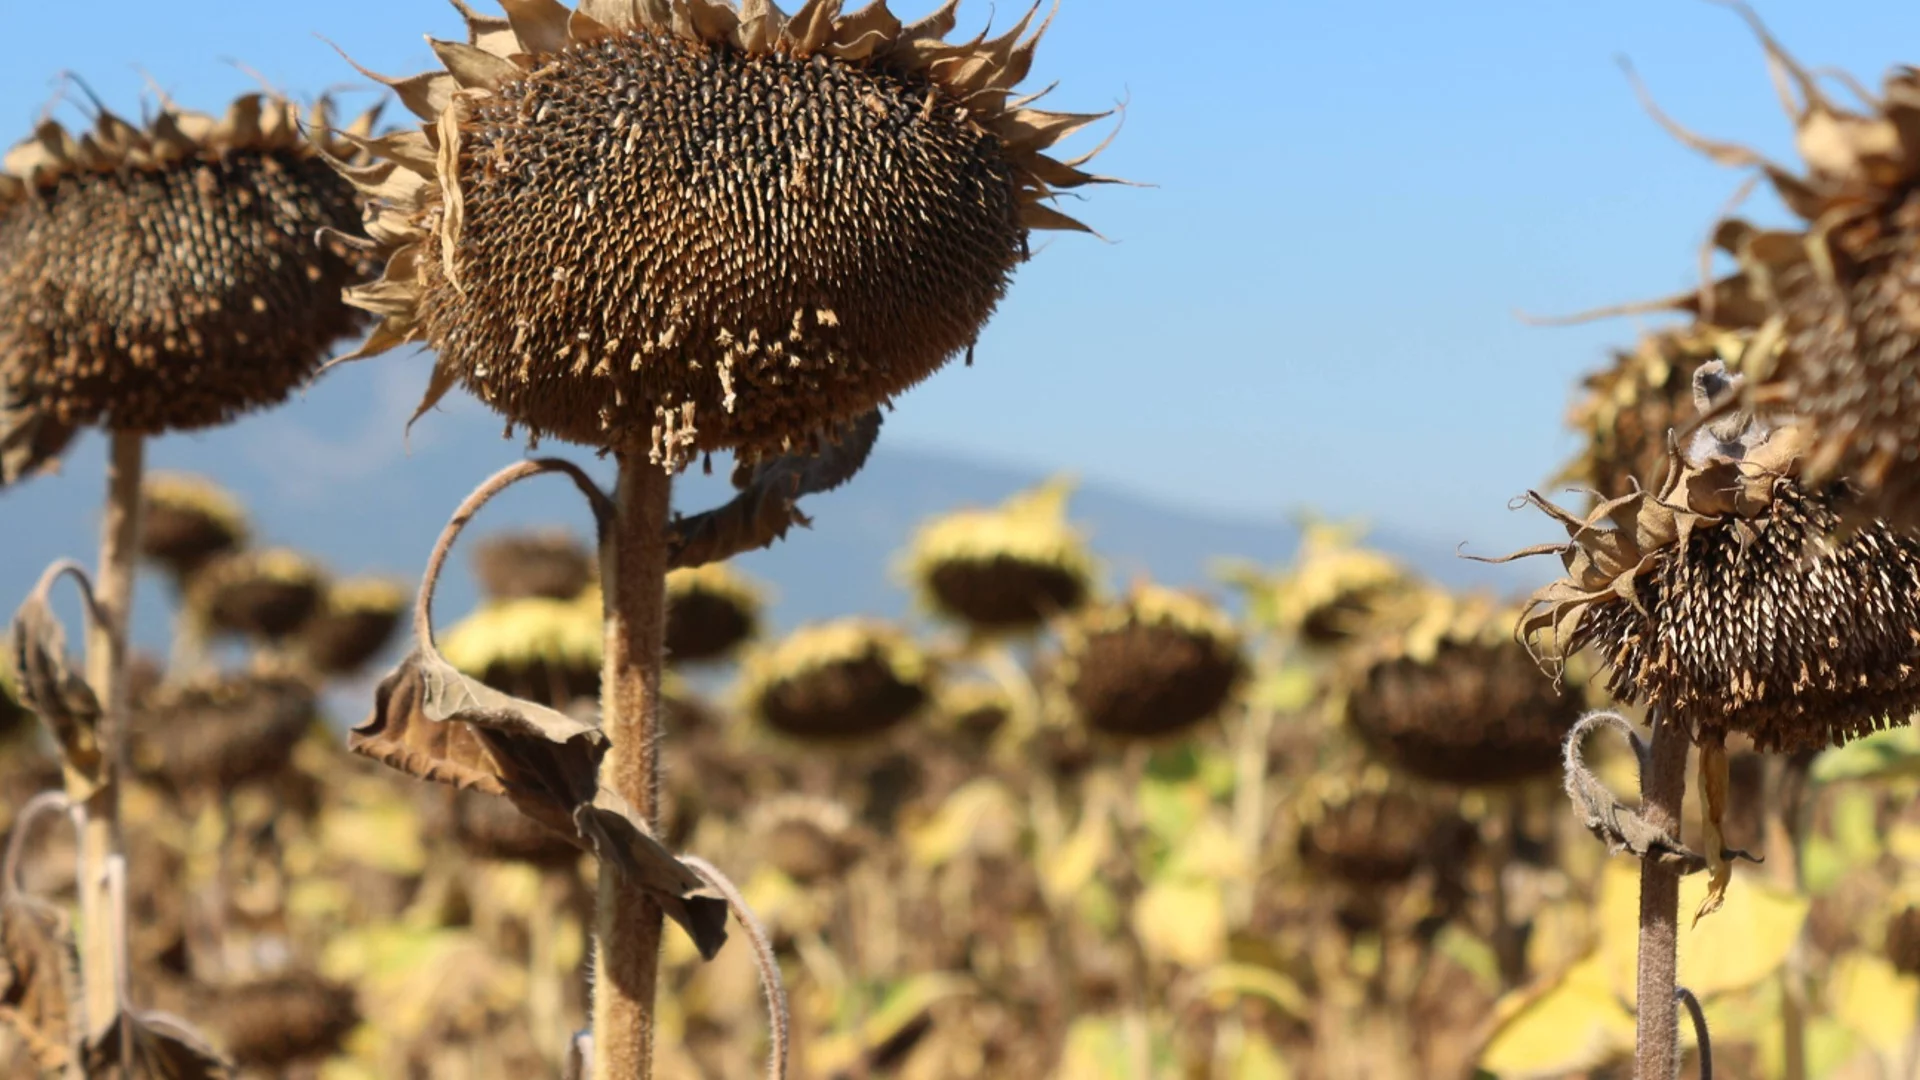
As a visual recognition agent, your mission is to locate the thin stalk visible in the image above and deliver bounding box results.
[77,430,142,1063]
[1635,707,1689,1080]
[1769,752,1816,1080]
[590,454,673,1080]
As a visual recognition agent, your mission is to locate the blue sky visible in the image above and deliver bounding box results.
[6,0,1920,560]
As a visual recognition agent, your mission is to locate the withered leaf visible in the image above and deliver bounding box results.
[10,562,104,790]
[352,652,727,957]
[576,791,729,961]
[87,1010,234,1080]
[0,892,78,1073]
[1562,712,1760,875]
[0,381,75,489]
[671,409,883,570]
[1695,739,1736,926]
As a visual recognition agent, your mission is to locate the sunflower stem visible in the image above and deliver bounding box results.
[77,429,142,1062]
[591,454,672,1080]
[1635,706,1688,1080]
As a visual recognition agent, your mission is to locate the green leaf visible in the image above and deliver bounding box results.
[1811,725,1920,784]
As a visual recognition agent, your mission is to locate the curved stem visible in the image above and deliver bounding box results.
[590,455,672,1080]
[1635,706,1689,1080]
[79,430,142,1063]
[1677,987,1712,1080]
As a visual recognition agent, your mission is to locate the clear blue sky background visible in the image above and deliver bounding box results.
[5,0,1920,559]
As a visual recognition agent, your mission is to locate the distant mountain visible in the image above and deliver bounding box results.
[0,363,1540,670]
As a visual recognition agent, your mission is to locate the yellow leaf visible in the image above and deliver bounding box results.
[1053,1016,1134,1080]
[1164,815,1248,883]
[1695,740,1733,926]
[1596,860,1809,1003]
[1230,1030,1293,1080]
[1041,803,1112,907]
[1133,878,1227,969]
[1828,952,1920,1056]
[1194,963,1309,1019]
[1479,955,1634,1078]
[907,779,1021,868]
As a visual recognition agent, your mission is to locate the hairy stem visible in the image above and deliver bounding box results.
[1635,707,1688,1080]
[78,430,142,1059]
[591,455,672,1080]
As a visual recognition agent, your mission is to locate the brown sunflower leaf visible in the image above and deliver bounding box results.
[87,1010,234,1079]
[0,892,79,1073]
[9,562,104,790]
[1562,712,1761,875]
[671,409,883,571]
[575,791,730,961]
[1695,739,1736,926]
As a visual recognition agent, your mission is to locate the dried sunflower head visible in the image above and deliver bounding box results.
[440,591,604,705]
[200,972,361,1070]
[1056,583,1245,738]
[303,576,408,676]
[1332,590,1581,787]
[665,562,764,664]
[1296,779,1472,888]
[1887,905,1920,976]
[1637,10,1920,525]
[138,472,249,581]
[131,669,318,793]
[1268,519,1409,646]
[903,476,1096,634]
[190,548,327,641]
[470,527,595,601]
[0,93,375,454]
[334,0,1115,463]
[1563,324,1752,501]
[738,618,929,740]
[748,794,861,884]
[1507,362,1920,753]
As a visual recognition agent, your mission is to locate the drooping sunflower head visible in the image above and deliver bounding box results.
[440,592,605,705]
[470,527,596,601]
[1267,518,1409,647]
[748,793,861,884]
[335,0,1116,464]
[131,669,319,793]
[1330,589,1580,787]
[1888,905,1920,976]
[1562,323,1752,501]
[139,471,251,580]
[1635,8,1920,525]
[190,548,329,642]
[1295,774,1472,889]
[903,475,1095,634]
[665,561,765,664]
[0,93,377,449]
[201,973,361,1072]
[1509,361,1920,753]
[1054,582,1245,739]
[738,617,930,740]
[303,576,409,676]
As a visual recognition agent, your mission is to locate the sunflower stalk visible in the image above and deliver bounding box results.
[1635,706,1689,1080]
[591,455,674,1080]
[76,430,142,1067]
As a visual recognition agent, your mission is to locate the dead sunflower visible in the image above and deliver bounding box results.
[1297,783,1474,888]
[664,562,764,663]
[190,548,328,641]
[1056,583,1245,738]
[739,618,930,739]
[130,669,318,793]
[200,972,360,1070]
[332,0,1115,463]
[1268,520,1410,647]
[303,576,408,675]
[1888,905,1920,976]
[1635,9,1920,525]
[440,591,604,706]
[471,527,596,601]
[1333,590,1581,787]
[1504,362,1920,753]
[0,93,375,452]
[748,794,862,884]
[1562,324,1752,501]
[903,477,1095,634]
[137,472,249,581]
[935,680,1012,743]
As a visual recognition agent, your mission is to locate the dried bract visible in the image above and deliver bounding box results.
[1563,325,1751,501]
[334,0,1116,460]
[0,94,375,445]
